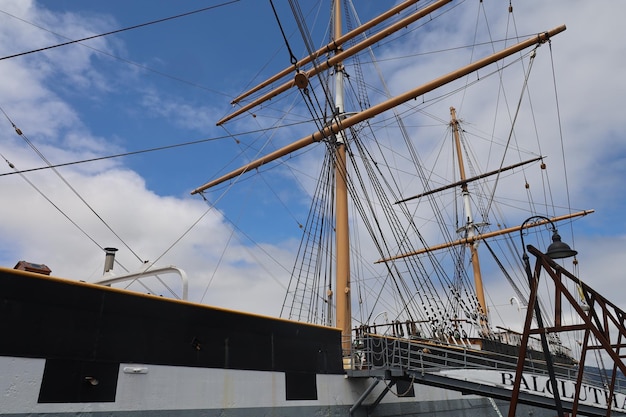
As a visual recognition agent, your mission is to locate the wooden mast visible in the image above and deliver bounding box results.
[189,11,572,348]
[333,0,352,355]
[450,107,488,332]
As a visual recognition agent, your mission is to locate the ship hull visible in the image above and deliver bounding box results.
[0,267,608,417]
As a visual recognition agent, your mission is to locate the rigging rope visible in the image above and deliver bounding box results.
[0,147,111,263]
[200,176,290,305]
[0,1,239,62]
[0,133,234,177]
[485,47,538,216]
[269,0,299,67]
[281,151,335,322]
[0,105,144,266]
[548,41,578,265]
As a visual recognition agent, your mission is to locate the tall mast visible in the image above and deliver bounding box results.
[450,107,488,334]
[191,22,569,339]
[333,0,351,354]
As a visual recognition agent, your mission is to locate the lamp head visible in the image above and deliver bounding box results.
[546,231,578,259]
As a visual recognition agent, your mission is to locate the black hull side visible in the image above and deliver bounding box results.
[0,267,344,375]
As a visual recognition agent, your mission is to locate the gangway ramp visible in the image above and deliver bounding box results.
[346,334,626,416]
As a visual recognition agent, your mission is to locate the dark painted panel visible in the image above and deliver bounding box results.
[38,359,119,403]
[285,371,318,400]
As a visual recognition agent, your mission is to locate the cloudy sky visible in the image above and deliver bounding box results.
[0,0,624,341]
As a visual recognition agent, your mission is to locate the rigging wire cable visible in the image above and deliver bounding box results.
[548,42,576,257]
[199,177,291,305]
[270,0,299,68]
[0,119,326,179]
[0,1,239,62]
[343,3,478,330]
[0,105,143,266]
[484,48,537,216]
[217,120,305,230]
[0,147,114,265]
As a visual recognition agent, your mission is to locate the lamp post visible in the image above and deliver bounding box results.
[519,215,577,417]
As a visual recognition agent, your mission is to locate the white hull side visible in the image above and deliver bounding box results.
[0,355,563,417]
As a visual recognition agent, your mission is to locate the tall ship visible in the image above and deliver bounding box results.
[1,1,625,416]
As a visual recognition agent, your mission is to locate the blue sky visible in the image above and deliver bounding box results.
[0,0,625,328]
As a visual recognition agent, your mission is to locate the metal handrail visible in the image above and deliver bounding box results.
[349,333,625,393]
[93,265,189,300]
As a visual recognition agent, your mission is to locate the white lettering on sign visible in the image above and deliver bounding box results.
[437,369,625,411]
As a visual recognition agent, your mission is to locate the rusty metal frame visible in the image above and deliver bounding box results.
[508,244,626,417]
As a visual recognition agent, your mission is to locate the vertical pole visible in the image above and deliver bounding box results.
[450,107,488,331]
[332,0,352,355]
